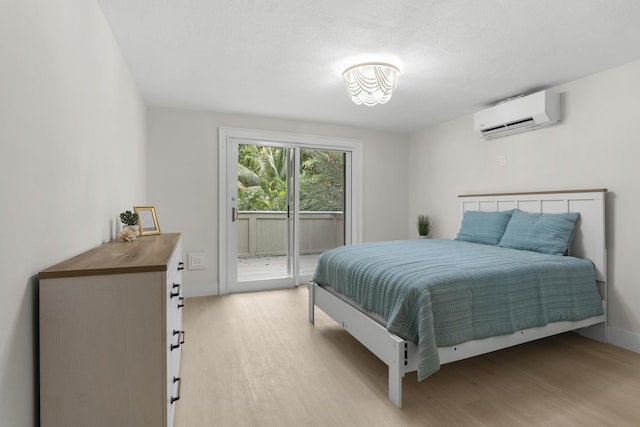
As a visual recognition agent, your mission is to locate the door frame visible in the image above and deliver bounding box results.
[218,127,363,295]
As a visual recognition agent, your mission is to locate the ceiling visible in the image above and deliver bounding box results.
[97,0,640,133]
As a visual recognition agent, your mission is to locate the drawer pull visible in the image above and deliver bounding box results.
[170,283,181,298]
[171,330,185,350]
[170,377,181,404]
[178,297,185,309]
[177,262,184,271]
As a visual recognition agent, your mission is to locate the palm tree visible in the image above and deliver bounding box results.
[300,150,344,211]
[238,145,287,211]
[238,145,344,212]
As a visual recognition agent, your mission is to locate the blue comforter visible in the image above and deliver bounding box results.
[312,239,604,380]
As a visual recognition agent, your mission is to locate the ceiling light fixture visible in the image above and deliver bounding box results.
[342,62,400,106]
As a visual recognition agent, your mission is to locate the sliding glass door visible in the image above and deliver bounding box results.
[219,128,361,294]
[234,143,298,291]
[297,148,346,283]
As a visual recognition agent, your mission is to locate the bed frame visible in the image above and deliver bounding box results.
[308,189,607,408]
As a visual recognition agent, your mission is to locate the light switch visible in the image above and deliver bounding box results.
[188,252,206,270]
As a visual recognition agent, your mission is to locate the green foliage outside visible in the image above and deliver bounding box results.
[237,145,344,212]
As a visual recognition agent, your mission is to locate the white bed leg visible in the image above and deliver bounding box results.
[388,342,404,408]
[308,282,315,324]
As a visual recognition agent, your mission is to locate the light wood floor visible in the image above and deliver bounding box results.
[175,287,640,427]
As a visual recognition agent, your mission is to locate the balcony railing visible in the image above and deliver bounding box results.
[237,211,344,258]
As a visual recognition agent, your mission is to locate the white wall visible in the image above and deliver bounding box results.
[0,1,146,425]
[147,107,410,296]
[408,59,640,352]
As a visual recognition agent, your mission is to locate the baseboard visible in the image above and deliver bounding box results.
[607,326,640,353]
[183,282,219,298]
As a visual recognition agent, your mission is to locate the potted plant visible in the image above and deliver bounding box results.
[417,215,430,238]
[118,210,140,241]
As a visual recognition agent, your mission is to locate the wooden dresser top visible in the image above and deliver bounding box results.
[40,233,181,279]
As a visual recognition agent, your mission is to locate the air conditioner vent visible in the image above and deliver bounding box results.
[481,118,536,137]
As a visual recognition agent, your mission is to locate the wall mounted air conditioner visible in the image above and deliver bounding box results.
[474,90,560,139]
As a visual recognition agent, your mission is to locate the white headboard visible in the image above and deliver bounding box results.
[458,189,607,282]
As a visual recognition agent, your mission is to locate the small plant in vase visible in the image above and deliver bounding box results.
[118,210,140,241]
[417,215,431,239]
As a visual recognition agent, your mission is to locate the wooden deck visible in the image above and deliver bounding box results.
[237,254,320,282]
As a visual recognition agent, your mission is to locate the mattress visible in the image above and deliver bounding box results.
[312,239,604,380]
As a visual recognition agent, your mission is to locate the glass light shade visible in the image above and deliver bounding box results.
[342,62,399,106]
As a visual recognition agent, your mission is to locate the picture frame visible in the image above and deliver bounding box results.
[134,206,161,235]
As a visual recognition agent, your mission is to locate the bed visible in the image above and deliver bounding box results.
[308,189,607,408]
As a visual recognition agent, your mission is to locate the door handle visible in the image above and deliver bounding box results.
[232,207,239,222]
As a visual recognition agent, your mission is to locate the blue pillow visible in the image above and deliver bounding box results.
[455,210,514,246]
[498,211,579,255]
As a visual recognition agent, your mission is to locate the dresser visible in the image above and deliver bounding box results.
[39,233,184,427]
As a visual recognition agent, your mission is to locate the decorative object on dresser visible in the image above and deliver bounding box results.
[118,209,140,241]
[39,233,184,427]
[135,205,161,235]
